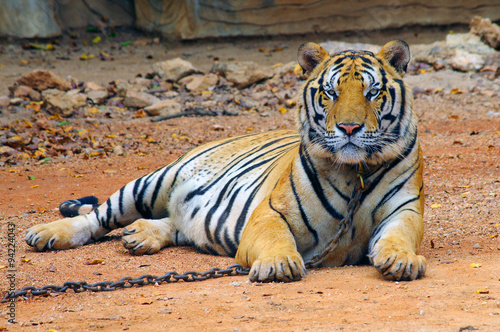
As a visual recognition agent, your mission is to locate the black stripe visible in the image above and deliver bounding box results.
[299,145,343,220]
[118,187,125,215]
[289,168,319,245]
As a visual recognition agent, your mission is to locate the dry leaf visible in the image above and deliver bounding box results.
[450,88,467,94]
[470,263,482,268]
[430,204,441,208]
[21,258,31,263]
[30,184,39,188]
[133,109,146,118]
[85,259,105,265]
[279,107,288,114]
[80,53,95,61]
[476,289,489,294]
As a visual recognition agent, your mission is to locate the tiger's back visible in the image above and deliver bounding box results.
[159,130,300,256]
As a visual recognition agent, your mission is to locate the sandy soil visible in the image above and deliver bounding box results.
[0,30,499,331]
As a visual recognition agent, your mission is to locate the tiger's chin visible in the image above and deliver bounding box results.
[334,144,367,165]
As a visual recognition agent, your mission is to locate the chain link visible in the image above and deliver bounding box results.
[2,264,250,302]
[3,167,369,302]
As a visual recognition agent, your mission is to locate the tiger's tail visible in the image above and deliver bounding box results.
[59,196,99,217]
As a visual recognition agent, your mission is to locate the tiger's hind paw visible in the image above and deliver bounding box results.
[249,252,306,282]
[122,219,174,255]
[371,246,426,281]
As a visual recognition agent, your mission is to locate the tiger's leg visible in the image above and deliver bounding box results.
[369,210,426,281]
[26,168,172,251]
[235,198,306,282]
[122,218,186,255]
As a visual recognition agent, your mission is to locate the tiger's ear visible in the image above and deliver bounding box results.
[378,40,411,76]
[298,42,330,75]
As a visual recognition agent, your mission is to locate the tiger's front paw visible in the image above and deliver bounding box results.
[25,216,91,251]
[122,219,171,255]
[371,245,426,281]
[249,251,306,282]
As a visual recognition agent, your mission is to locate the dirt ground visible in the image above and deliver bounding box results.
[1,29,500,331]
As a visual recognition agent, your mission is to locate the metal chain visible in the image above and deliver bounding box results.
[2,264,249,302]
[3,166,369,302]
[305,164,370,268]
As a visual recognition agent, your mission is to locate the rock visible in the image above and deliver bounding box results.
[212,61,273,89]
[144,99,182,117]
[42,88,64,98]
[185,73,219,92]
[131,77,152,88]
[13,85,41,101]
[123,90,160,108]
[15,70,71,91]
[0,96,10,108]
[87,90,108,105]
[85,82,106,92]
[473,243,482,249]
[446,33,494,56]
[9,97,23,105]
[484,52,500,68]
[450,49,484,72]
[470,16,500,50]
[0,0,61,38]
[135,1,500,40]
[271,61,297,76]
[113,145,125,156]
[114,80,136,97]
[44,90,87,117]
[152,58,201,81]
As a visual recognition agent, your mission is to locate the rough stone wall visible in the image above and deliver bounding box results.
[1,0,500,39]
[0,0,134,38]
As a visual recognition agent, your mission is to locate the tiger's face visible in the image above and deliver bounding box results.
[297,40,415,166]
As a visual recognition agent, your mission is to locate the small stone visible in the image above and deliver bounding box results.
[185,73,219,92]
[152,58,201,81]
[9,97,24,105]
[123,90,160,108]
[420,310,425,316]
[0,95,10,108]
[158,308,172,314]
[41,88,63,97]
[473,243,482,249]
[15,70,71,91]
[85,81,106,91]
[231,281,241,287]
[13,85,41,101]
[113,145,125,156]
[87,90,108,105]
[450,49,485,72]
[44,90,87,117]
[212,61,273,89]
[144,99,181,117]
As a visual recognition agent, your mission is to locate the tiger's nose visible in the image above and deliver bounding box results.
[337,123,361,135]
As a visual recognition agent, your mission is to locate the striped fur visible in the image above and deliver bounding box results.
[26,40,425,282]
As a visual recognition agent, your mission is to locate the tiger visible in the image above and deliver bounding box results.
[25,40,426,282]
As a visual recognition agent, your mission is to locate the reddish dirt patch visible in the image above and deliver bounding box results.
[1,37,500,331]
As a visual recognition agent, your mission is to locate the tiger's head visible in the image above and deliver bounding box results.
[297,40,416,166]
